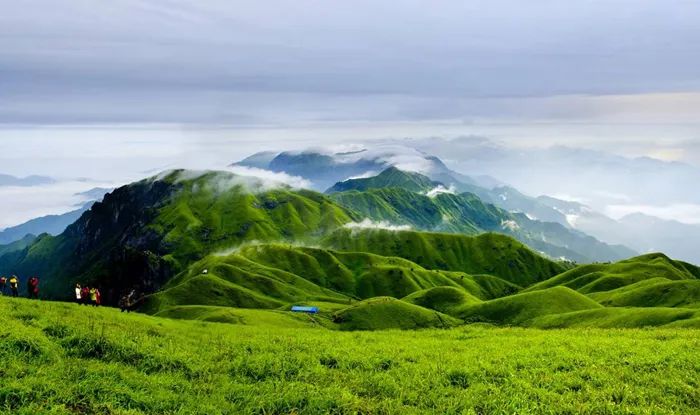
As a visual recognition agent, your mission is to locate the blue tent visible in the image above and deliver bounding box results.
[291,306,319,314]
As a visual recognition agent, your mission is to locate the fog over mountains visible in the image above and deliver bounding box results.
[234,142,700,263]
[1,136,699,262]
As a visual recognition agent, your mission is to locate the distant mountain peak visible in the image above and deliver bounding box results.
[327,167,441,194]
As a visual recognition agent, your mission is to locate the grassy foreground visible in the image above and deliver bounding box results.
[1,298,699,414]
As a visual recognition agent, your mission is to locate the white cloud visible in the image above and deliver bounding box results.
[425,185,456,198]
[346,170,380,180]
[225,166,313,190]
[0,179,117,229]
[500,219,520,231]
[343,218,411,233]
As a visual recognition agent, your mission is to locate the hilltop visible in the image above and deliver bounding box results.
[0,170,354,301]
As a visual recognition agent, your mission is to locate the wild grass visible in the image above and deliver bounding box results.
[2,297,699,414]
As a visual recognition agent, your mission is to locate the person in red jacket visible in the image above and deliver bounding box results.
[80,286,90,305]
[27,276,39,299]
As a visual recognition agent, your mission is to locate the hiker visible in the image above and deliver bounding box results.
[9,275,19,297]
[27,277,39,299]
[119,289,136,312]
[75,284,82,304]
[89,287,97,306]
[0,276,6,295]
[80,285,90,305]
[94,288,102,306]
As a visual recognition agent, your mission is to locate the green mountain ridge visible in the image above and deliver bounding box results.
[327,167,636,263]
[0,170,355,300]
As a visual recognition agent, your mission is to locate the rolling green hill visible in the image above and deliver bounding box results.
[403,286,482,314]
[330,296,461,330]
[143,243,521,314]
[589,279,700,308]
[454,286,603,324]
[528,307,700,329]
[322,228,566,286]
[526,253,700,300]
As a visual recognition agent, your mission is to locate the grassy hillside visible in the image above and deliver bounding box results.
[0,170,355,301]
[528,307,700,329]
[154,305,326,328]
[455,287,603,324]
[527,253,700,305]
[143,243,520,314]
[323,228,566,286]
[331,296,461,330]
[2,297,699,414]
[589,279,700,308]
[403,286,482,315]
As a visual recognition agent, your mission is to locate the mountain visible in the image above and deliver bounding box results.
[327,167,439,194]
[1,166,699,331]
[235,147,628,236]
[327,168,636,262]
[0,173,54,186]
[233,146,498,192]
[0,170,354,300]
[0,234,37,258]
[615,213,700,263]
[0,187,110,245]
[0,203,93,245]
[535,197,700,264]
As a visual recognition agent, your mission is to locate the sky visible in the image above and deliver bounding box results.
[1,0,699,228]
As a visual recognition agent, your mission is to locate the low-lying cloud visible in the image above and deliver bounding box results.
[344,219,412,233]
[425,185,456,198]
[226,166,313,190]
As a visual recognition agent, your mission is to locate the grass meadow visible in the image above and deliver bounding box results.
[1,297,699,414]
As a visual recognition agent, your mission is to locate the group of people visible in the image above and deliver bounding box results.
[74,284,102,306]
[0,275,39,299]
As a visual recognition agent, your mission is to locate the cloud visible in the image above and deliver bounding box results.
[225,166,313,190]
[500,219,520,231]
[0,179,116,229]
[3,1,700,124]
[343,219,411,233]
[425,185,456,198]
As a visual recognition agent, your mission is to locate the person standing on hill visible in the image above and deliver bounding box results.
[81,285,90,305]
[75,284,82,304]
[9,275,19,297]
[89,287,97,306]
[27,277,39,299]
[95,288,102,306]
[0,276,6,295]
[30,277,39,299]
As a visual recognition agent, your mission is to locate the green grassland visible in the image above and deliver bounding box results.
[322,228,566,286]
[2,297,699,414]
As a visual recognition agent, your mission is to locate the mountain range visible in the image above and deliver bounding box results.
[0,173,54,187]
[0,165,697,330]
[0,187,111,246]
[236,146,700,263]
